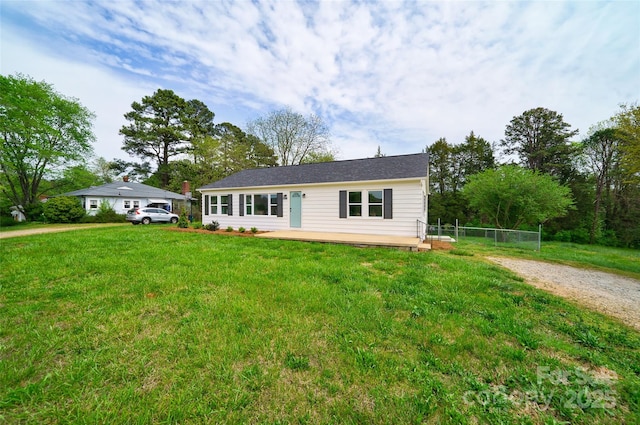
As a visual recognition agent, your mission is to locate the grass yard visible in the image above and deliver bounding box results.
[1,226,638,424]
[453,238,640,279]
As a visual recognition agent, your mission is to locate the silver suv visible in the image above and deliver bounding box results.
[126,208,179,225]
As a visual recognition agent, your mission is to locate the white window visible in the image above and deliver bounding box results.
[243,193,279,216]
[348,191,362,217]
[368,190,383,217]
[246,195,252,215]
[220,195,229,215]
[133,200,140,208]
[124,200,131,209]
[89,199,98,209]
[210,195,218,215]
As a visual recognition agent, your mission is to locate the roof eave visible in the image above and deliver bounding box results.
[197,176,426,192]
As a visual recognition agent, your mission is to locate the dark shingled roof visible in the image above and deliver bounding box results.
[199,153,429,190]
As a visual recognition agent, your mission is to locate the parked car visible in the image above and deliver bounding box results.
[126,208,179,225]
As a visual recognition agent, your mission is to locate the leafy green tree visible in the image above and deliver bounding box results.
[459,131,495,178]
[501,107,578,182]
[428,138,453,195]
[53,164,105,194]
[109,159,153,182]
[300,151,336,164]
[428,133,495,225]
[247,107,332,165]
[612,103,640,177]
[581,127,623,243]
[120,89,216,188]
[90,157,120,184]
[463,165,573,229]
[43,196,85,223]
[0,74,95,219]
[216,122,277,175]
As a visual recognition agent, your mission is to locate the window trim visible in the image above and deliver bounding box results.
[220,195,229,215]
[245,194,252,216]
[348,191,362,217]
[210,195,218,215]
[368,190,383,218]
[241,192,283,217]
[339,188,392,220]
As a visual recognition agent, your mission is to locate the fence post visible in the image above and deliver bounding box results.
[455,219,459,241]
[438,218,441,241]
[538,224,542,251]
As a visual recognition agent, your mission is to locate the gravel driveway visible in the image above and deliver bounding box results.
[488,257,640,331]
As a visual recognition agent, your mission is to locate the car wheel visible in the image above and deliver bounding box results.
[141,217,151,225]
[170,217,178,224]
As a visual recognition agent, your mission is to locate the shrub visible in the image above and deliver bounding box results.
[177,211,189,228]
[192,222,203,229]
[226,226,233,232]
[250,227,258,234]
[24,202,45,222]
[83,201,126,223]
[238,227,245,233]
[0,216,20,227]
[43,196,85,223]
[204,221,220,231]
[553,230,572,242]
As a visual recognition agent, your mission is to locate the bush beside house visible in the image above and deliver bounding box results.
[43,196,86,223]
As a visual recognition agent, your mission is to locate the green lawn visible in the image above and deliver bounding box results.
[454,238,640,279]
[1,227,638,424]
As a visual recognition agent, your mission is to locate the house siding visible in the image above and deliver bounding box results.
[79,196,173,215]
[199,179,427,237]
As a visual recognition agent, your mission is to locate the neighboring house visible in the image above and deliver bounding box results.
[198,153,430,239]
[63,180,185,215]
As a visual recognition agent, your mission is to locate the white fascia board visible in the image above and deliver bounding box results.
[196,177,424,193]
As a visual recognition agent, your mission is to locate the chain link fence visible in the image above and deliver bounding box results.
[426,219,542,250]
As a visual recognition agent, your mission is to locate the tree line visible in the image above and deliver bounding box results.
[425,106,639,248]
[1,74,638,247]
[117,89,334,194]
[0,75,333,220]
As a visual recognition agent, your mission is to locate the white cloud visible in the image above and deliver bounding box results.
[1,21,153,161]
[2,0,638,162]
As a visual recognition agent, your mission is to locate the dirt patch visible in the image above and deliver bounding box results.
[430,240,454,250]
[487,257,640,331]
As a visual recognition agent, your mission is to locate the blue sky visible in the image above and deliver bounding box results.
[1,0,638,162]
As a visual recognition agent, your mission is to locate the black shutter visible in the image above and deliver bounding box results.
[383,189,392,219]
[228,193,233,215]
[239,194,244,217]
[276,193,283,217]
[204,195,209,216]
[339,190,347,218]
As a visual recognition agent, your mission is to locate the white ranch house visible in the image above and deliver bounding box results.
[63,181,185,215]
[198,153,429,239]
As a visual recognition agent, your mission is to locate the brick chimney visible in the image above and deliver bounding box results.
[181,180,190,195]
[123,175,129,182]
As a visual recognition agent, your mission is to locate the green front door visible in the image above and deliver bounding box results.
[290,191,301,228]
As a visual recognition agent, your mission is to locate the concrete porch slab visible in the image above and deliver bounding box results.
[256,230,425,250]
